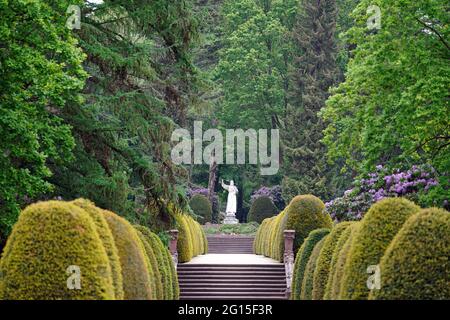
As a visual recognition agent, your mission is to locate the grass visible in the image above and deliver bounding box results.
[203,222,260,236]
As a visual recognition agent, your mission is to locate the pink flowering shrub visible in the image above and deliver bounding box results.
[325,164,446,221]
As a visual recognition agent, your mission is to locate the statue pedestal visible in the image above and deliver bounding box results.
[223,212,239,225]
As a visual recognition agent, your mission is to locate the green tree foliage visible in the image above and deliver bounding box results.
[321,0,450,176]
[216,0,296,129]
[283,0,340,202]
[0,0,86,245]
[50,0,202,229]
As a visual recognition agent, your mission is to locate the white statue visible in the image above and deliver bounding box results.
[221,179,239,224]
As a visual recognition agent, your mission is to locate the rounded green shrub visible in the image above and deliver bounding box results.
[0,201,114,300]
[135,225,173,299]
[312,222,353,300]
[291,228,330,300]
[323,222,356,299]
[71,198,124,299]
[102,210,152,300]
[176,214,193,263]
[248,196,278,224]
[370,208,450,300]
[134,228,163,300]
[189,194,212,223]
[285,195,333,252]
[300,237,327,300]
[341,198,420,300]
[328,223,359,300]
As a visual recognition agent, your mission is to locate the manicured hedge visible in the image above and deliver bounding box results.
[291,228,330,300]
[0,201,115,300]
[189,194,212,223]
[253,194,332,261]
[323,222,357,300]
[134,228,164,300]
[103,210,153,300]
[328,224,358,299]
[369,208,450,300]
[312,222,353,300]
[176,213,207,263]
[71,198,124,299]
[300,237,327,300]
[286,195,333,253]
[247,196,278,224]
[340,198,420,300]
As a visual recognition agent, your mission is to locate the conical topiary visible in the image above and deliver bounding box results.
[285,195,333,252]
[369,208,450,300]
[341,198,420,300]
[102,210,152,300]
[71,198,124,299]
[0,201,114,300]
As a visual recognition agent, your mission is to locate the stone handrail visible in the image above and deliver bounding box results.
[283,230,295,299]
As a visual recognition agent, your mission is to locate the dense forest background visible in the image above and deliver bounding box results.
[1,0,448,248]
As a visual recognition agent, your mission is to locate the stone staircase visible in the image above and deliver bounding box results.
[177,235,287,300]
[178,263,286,300]
[206,235,254,254]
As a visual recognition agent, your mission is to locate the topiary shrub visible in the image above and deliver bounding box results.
[271,211,287,261]
[323,222,356,299]
[291,228,330,300]
[341,198,420,300]
[369,208,450,300]
[248,196,278,224]
[0,201,115,300]
[285,195,333,252]
[176,214,194,263]
[162,245,179,300]
[327,223,359,300]
[263,217,276,257]
[300,237,327,300]
[102,210,152,300]
[189,194,213,223]
[134,228,163,300]
[312,222,353,300]
[71,198,124,299]
[135,225,173,299]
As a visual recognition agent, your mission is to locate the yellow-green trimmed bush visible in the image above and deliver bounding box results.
[176,214,206,263]
[253,218,268,255]
[285,195,333,252]
[189,194,212,223]
[176,214,194,263]
[248,196,278,223]
[291,228,330,300]
[273,210,288,262]
[341,198,420,300]
[162,244,179,300]
[71,198,124,299]
[263,217,276,257]
[328,223,358,300]
[135,225,173,299]
[324,222,356,299]
[134,228,163,300]
[312,222,353,300]
[369,208,450,300]
[300,237,327,300]
[103,210,152,300]
[0,201,114,300]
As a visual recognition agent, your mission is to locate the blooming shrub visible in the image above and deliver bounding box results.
[251,185,285,210]
[325,164,443,221]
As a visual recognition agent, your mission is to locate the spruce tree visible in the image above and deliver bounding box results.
[283,0,339,201]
